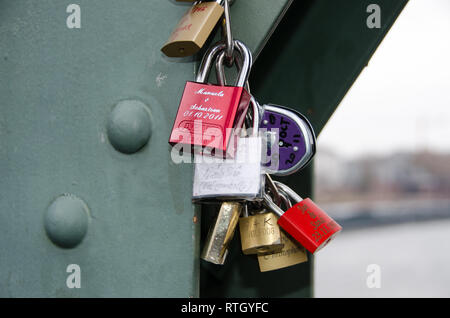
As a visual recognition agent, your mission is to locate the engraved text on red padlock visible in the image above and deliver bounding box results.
[169,40,252,157]
[277,198,342,254]
[169,81,251,156]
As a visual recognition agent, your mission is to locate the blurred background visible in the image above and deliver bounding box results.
[314,0,450,297]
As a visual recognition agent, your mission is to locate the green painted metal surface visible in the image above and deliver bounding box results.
[201,0,407,297]
[0,0,292,297]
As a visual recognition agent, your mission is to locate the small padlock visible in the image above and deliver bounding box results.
[256,187,308,272]
[168,39,252,157]
[238,206,284,255]
[264,181,342,254]
[162,0,229,57]
[260,104,316,176]
[201,201,241,265]
[192,93,263,201]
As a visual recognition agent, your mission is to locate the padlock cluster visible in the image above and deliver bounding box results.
[164,0,342,272]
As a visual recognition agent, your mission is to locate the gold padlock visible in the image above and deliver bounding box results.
[257,230,308,272]
[201,202,241,265]
[239,208,284,255]
[256,179,308,272]
[162,1,225,57]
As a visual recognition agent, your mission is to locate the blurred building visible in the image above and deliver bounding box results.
[315,149,450,203]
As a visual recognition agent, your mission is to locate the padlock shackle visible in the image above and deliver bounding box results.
[215,42,258,138]
[215,53,251,94]
[215,40,252,88]
[278,189,293,209]
[196,42,227,83]
[196,40,251,86]
[215,46,239,87]
[273,181,303,203]
[263,179,299,218]
[263,193,284,218]
[222,0,234,64]
[265,173,282,206]
[242,203,249,218]
[214,40,252,88]
[247,96,260,137]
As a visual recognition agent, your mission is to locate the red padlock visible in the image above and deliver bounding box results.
[265,182,342,254]
[168,40,252,157]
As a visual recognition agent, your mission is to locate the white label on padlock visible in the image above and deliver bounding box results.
[193,137,263,200]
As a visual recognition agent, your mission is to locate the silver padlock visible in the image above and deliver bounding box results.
[192,94,263,202]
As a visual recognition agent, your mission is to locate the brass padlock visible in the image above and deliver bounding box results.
[162,1,225,57]
[256,181,308,272]
[239,207,284,255]
[201,202,241,265]
[257,230,308,272]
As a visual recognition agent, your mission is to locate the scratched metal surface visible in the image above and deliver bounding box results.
[0,0,291,297]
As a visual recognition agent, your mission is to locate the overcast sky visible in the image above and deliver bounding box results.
[318,0,450,159]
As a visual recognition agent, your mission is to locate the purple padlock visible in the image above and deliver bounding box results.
[259,104,316,176]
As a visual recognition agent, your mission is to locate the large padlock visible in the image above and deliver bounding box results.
[264,181,342,254]
[169,40,252,157]
[162,0,228,57]
[192,94,263,201]
[238,206,284,255]
[260,104,316,176]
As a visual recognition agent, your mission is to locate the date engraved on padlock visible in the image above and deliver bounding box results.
[170,81,249,154]
[260,105,316,176]
[290,199,341,248]
[239,212,284,255]
[257,230,308,272]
